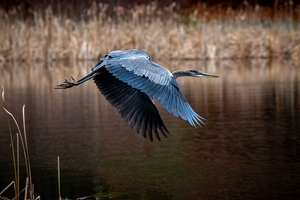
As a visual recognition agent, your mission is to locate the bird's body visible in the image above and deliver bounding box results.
[56,49,219,141]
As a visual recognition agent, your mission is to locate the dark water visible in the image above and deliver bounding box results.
[0,59,299,199]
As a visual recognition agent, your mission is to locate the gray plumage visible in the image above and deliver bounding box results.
[56,49,219,141]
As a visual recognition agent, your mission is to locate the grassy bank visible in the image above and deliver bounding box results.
[1,2,300,61]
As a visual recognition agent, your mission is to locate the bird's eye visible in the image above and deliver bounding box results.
[147,56,150,60]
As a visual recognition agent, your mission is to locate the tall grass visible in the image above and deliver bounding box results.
[1,87,36,200]
[0,2,300,61]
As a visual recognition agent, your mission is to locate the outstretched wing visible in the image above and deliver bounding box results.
[119,55,172,86]
[94,50,172,86]
[93,68,169,141]
[103,51,205,127]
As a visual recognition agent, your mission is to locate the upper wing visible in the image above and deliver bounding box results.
[94,50,173,86]
[104,52,205,127]
[119,55,172,86]
[93,68,169,141]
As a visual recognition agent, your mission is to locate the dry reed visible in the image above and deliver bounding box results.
[1,87,35,200]
[58,156,61,200]
[0,2,300,62]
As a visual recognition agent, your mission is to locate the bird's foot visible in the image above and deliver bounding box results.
[55,76,79,89]
[64,76,78,85]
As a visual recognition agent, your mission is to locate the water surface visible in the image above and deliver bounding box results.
[0,59,299,199]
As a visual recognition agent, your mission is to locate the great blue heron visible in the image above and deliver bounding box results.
[56,49,219,141]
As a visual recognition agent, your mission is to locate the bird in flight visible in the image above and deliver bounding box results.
[56,49,219,141]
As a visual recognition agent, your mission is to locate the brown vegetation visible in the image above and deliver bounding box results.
[1,87,35,200]
[1,2,300,62]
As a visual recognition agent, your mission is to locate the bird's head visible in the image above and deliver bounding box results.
[188,70,219,78]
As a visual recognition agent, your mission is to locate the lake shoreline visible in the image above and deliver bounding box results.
[1,3,300,62]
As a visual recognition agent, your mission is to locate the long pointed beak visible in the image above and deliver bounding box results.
[200,72,219,78]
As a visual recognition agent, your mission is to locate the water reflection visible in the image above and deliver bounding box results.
[0,59,299,199]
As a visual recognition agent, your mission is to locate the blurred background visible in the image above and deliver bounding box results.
[0,1,300,200]
[1,0,300,61]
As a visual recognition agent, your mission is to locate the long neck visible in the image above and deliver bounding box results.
[172,70,193,79]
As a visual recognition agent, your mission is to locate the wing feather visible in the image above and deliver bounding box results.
[178,100,187,121]
[147,83,162,97]
[93,68,168,141]
[150,113,157,141]
[93,50,204,131]
[167,92,174,114]
[146,114,153,140]
[120,96,139,121]
[118,55,172,85]
[103,52,204,127]
[134,103,145,133]
[141,110,148,138]
[123,92,140,125]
